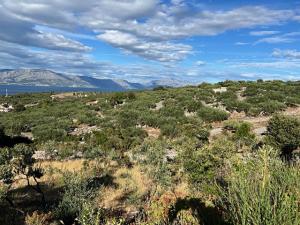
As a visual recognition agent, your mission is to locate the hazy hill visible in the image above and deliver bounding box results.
[0,69,188,91]
[0,69,148,91]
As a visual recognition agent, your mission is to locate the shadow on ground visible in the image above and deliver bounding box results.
[0,135,33,148]
[168,197,229,225]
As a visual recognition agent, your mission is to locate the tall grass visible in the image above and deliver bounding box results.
[219,147,300,225]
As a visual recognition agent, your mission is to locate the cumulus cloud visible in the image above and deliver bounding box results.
[0,5,91,52]
[0,40,101,74]
[0,40,186,82]
[0,0,300,80]
[1,1,297,56]
[98,30,192,62]
[126,6,295,40]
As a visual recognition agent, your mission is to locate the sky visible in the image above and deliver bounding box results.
[0,0,300,84]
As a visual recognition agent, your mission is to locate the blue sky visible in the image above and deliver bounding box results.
[0,0,300,83]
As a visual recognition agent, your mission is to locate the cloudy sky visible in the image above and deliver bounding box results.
[0,0,300,83]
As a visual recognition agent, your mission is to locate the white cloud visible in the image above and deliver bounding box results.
[272,49,300,59]
[0,0,300,79]
[231,61,300,69]
[249,30,280,36]
[255,36,294,44]
[235,42,249,45]
[127,6,294,40]
[0,5,91,52]
[98,30,192,62]
[254,32,300,44]
[195,60,206,66]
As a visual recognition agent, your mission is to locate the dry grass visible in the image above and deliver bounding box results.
[40,159,86,171]
[98,166,152,213]
[143,126,161,138]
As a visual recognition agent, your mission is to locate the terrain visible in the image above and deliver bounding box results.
[0,69,147,91]
[0,80,300,225]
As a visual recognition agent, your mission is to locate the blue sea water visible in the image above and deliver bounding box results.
[0,85,115,95]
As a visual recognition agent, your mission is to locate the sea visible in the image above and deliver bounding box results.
[0,84,116,95]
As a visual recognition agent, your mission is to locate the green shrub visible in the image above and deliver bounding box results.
[219,147,300,225]
[197,107,229,122]
[232,122,256,148]
[14,103,26,112]
[259,100,286,115]
[266,114,300,156]
[54,172,96,222]
[247,107,261,116]
[32,126,67,142]
[183,138,235,192]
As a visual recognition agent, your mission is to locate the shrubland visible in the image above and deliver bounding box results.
[0,80,300,224]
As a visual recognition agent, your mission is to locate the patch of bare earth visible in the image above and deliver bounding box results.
[283,106,300,117]
[50,92,75,99]
[236,87,247,101]
[151,100,164,111]
[86,100,98,106]
[25,103,39,108]
[210,106,300,139]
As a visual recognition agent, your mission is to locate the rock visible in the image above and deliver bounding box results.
[253,127,267,136]
[33,151,49,160]
[165,148,177,162]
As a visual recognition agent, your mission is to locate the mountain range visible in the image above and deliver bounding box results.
[0,69,185,91]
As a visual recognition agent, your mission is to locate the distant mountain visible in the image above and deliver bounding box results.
[0,69,186,91]
[113,79,145,90]
[0,69,90,87]
[79,76,144,91]
[0,69,146,91]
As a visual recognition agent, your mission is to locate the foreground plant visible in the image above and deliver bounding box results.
[0,144,45,207]
[219,146,300,225]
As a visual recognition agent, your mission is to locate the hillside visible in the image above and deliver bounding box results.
[0,69,146,91]
[0,80,300,224]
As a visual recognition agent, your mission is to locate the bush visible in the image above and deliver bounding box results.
[14,103,26,112]
[54,172,96,223]
[232,122,256,148]
[219,147,300,225]
[266,114,300,157]
[32,125,68,142]
[197,107,229,122]
[259,100,286,115]
[183,138,235,192]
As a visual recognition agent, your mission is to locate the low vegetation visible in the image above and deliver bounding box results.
[0,80,300,224]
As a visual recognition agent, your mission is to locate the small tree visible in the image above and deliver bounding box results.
[267,114,300,158]
[0,144,45,207]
